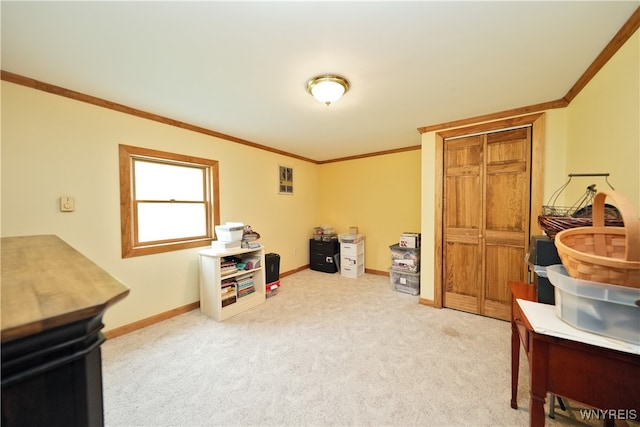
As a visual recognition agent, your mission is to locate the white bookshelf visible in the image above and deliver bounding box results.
[199,246,266,321]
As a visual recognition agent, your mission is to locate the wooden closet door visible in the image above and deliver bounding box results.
[443,135,484,315]
[443,128,531,320]
[482,127,531,320]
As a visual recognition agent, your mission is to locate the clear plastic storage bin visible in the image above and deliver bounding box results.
[389,268,420,296]
[338,234,365,243]
[543,264,640,345]
[389,244,420,273]
[265,280,280,299]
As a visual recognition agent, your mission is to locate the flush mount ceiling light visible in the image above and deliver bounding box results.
[306,74,350,106]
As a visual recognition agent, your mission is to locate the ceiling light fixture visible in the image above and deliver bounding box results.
[306,74,349,106]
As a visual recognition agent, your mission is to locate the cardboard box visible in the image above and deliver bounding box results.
[399,232,421,248]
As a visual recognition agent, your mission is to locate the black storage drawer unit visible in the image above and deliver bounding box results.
[309,239,340,273]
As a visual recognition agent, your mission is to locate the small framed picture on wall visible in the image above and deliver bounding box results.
[279,165,293,195]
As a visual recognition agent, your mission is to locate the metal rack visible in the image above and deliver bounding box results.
[543,173,616,217]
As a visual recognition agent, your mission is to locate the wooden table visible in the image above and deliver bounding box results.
[2,235,129,427]
[510,281,640,426]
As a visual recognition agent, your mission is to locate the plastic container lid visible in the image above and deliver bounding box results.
[544,264,640,307]
[216,222,244,231]
[338,234,365,243]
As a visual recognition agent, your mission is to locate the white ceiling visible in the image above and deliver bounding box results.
[2,1,638,162]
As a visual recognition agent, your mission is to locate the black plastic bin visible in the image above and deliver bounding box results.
[527,235,561,304]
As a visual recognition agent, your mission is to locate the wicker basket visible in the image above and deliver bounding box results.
[538,180,623,239]
[538,212,623,239]
[554,190,640,288]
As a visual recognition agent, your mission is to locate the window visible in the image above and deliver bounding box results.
[278,165,293,194]
[119,144,220,258]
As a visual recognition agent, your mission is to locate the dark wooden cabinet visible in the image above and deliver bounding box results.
[2,317,107,426]
[1,235,129,427]
[309,239,340,273]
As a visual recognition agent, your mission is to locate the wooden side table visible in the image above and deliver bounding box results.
[510,281,640,427]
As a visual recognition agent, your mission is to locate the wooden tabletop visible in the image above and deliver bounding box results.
[1,235,129,343]
[510,281,536,303]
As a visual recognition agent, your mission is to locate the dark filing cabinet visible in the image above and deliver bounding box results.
[527,235,562,305]
[309,239,340,273]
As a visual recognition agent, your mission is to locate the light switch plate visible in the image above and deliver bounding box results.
[60,196,75,212]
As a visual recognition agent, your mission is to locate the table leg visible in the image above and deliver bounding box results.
[529,391,546,427]
[529,339,549,427]
[511,319,520,409]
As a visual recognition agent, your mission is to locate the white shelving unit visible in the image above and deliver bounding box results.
[199,246,266,321]
[340,237,365,278]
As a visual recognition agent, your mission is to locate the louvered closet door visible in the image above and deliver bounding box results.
[443,127,531,320]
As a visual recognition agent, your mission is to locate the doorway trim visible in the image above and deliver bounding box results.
[433,113,545,308]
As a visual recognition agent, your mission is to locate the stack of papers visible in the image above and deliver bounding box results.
[516,299,640,355]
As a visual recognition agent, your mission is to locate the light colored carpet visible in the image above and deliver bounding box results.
[102,269,610,427]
